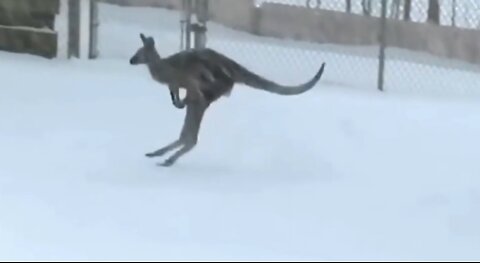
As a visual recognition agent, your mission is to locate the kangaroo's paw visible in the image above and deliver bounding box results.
[157,158,175,167]
[146,152,158,158]
[145,150,168,158]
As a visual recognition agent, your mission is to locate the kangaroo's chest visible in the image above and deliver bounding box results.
[149,66,195,88]
[148,67,170,84]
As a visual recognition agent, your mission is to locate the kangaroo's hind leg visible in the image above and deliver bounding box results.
[159,101,208,167]
[146,139,183,158]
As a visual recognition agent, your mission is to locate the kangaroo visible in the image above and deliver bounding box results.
[129,33,327,167]
[130,34,208,108]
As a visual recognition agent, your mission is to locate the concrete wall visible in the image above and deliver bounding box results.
[385,19,480,65]
[254,3,480,65]
[208,0,259,34]
[0,0,59,58]
[100,0,480,65]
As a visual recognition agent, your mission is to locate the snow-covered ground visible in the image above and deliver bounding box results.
[1,3,480,261]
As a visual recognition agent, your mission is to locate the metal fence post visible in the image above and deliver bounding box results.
[68,0,80,58]
[181,0,193,50]
[377,0,387,92]
[89,0,99,59]
[192,0,208,49]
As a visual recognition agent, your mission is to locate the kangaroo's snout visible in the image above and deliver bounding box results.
[129,57,137,65]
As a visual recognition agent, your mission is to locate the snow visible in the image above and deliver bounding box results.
[0,25,55,33]
[1,3,480,261]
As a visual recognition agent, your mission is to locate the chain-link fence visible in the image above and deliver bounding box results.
[198,0,480,98]
[381,0,480,97]
[2,0,478,97]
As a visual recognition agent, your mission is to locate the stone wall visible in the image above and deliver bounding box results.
[0,0,60,58]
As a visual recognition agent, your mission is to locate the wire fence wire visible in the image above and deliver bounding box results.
[202,0,480,98]
[3,0,478,97]
[381,0,480,97]
[203,6,376,93]
[256,0,480,28]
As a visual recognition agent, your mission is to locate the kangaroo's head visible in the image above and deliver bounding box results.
[129,33,158,65]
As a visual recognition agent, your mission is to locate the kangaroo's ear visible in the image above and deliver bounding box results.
[140,33,154,48]
[140,33,147,43]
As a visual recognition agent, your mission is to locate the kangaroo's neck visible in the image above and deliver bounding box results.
[146,51,175,84]
[148,49,162,63]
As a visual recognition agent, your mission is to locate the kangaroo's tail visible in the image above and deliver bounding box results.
[233,62,326,95]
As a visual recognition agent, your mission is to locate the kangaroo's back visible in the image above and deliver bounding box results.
[163,49,237,103]
[162,47,326,104]
[167,48,326,95]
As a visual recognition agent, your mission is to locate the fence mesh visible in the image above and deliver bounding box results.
[256,0,480,28]
[94,0,184,60]
[381,0,480,97]
[206,0,383,93]
[204,0,480,97]
[2,0,479,98]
